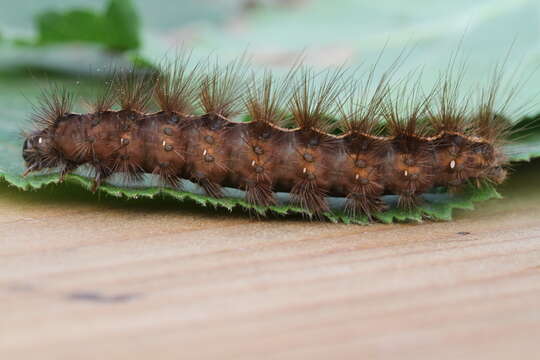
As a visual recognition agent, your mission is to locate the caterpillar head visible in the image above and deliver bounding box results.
[463,141,507,185]
[22,130,59,175]
[475,142,508,184]
[438,134,507,187]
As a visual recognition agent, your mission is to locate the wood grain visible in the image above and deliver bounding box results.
[1,160,539,360]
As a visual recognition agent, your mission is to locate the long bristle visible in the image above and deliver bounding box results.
[245,62,300,125]
[90,76,116,113]
[473,64,516,144]
[31,84,74,129]
[339,75,390,135]
[289,66,349,131]
[198,56,249,118]
[291,178,329,218]
[428,61,472,134]
[383,71,435,137]
[246,180,276,208]
[113,67,158,112]
[155,51,202,114]
[338,49,403,135]
[344,190,385,220]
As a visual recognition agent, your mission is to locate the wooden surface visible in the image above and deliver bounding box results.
[1,160,539,360]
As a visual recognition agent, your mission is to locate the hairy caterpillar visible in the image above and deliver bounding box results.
[21,53,513,221]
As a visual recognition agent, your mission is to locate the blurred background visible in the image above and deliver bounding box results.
[1,0,539,73]
[0,0,540,175]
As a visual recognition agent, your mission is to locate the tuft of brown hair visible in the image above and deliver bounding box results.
[112,67,158,112]
[198,56,249,118]
[244,62,300,126]
[31,84,74,129]
[289,66,349,132]
[154,51,203,115]
[383,72,435,138]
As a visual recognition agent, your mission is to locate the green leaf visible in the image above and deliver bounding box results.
[0,172,501,224]
[35,0,140,51]
[36,9,105,46]
[102,0,141,51]
[507,115,540,162]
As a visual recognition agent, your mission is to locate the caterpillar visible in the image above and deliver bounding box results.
[21,52,514,221]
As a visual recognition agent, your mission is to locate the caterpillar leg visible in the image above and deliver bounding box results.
[22,164,37,177]
[245,181,276,218]
[152,165,182,189]
[291,178,329,219]
[345,193,386,220]
[59,161,79,182]
[197,177,224,198]
[90,164,113,193]
[397,192,422,211]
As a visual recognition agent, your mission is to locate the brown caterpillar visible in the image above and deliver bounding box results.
[21,53,512,220]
